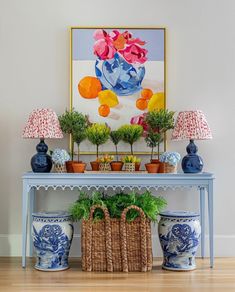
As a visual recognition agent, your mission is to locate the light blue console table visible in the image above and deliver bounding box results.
[22,172,215,268]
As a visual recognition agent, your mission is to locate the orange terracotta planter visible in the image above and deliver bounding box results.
[72,162,86,173]
[65,161,74,173]
[110,161,123,171]
[135,162,141,171]
[90,161,100,171]
[145,163,160,173]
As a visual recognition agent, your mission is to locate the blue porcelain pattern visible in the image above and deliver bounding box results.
[32,212,73,271]
[158,211,201,271]
[95,53,145,96]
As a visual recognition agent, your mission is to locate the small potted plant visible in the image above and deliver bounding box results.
[144,131,162,173]
[119,124,143,171]
[159,152,181,173]
[59,109,89,172]
[110,130,123,171]
[86,123,110,170]
[122,155,141,172]
[144,109,175,165]
[51,148,70,173]
[98,154,114,171]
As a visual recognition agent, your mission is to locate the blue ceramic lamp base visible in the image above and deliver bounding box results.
[182,139,203,173]
[31,139,52,173]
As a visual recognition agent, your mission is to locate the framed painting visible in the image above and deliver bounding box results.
[70,27,166,154]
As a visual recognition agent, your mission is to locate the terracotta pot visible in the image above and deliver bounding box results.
[145,163,160,173]
[72,162,86,173]
[110,161,123,171]
[65,161,74,173]
[158,162,166,173]
[151,159,160,164]
[135,162,141,171]
[90,161,100,171]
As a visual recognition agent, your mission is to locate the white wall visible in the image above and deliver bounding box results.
[0,0,235,257]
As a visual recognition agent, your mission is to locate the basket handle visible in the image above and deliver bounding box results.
[86,204,113,272]
[120,205,147,272]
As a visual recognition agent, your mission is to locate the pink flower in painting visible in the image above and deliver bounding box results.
[130,113,148,134]
[93,39,116,60]
[119,44,148,64]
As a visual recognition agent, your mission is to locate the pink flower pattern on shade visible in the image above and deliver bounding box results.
[171,110,212,141]
[22,108,63,139]
[93,29,148,64]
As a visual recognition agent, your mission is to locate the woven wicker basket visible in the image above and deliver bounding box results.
[99,162,111,171]
[164,163,177,173]
[54,163,67,173]
[82,205,152,272]
[124,163,135,172]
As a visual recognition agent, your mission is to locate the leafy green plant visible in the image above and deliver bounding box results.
[145,131,162,161]
[58,109,89,161]
[119,124,143,155]
[86,123,110,159]
[69,191,167,222]
[110,130,123,161]
[145,109,175,159]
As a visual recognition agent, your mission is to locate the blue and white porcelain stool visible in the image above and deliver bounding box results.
[32,211,74,271]
[158,211,201,271]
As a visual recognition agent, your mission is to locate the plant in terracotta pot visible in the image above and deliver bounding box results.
[144,109,175,166]
[86,123,110,170]
[144,131,162,173]
[119,124,143,171]
[110,130,123,171]
[59,109,89,173]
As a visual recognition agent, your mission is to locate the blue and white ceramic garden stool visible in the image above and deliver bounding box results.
[158,211,201,271]
[32,211,74,271]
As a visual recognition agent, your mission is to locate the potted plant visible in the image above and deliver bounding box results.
[144,131,162,173]
[119,124,143,171]
[98,154,114,171]
[59,109,89,173]
[144,109,175,165]
[159,152,181,173]
[51,148,70,173]
[122,155,141,172]
[110,130,123,171]
[86,123,110,170]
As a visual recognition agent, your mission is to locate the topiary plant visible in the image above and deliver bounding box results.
[145,131,162,161]
[145,109,175,159]
[86,123,110,159]
[119,124,143,155]
[110,129,123,161]
[58,109,89,161]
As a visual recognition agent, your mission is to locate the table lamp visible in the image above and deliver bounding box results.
[171,110,212,173]
[22,108,63,172]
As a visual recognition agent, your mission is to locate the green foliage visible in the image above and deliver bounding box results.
[58,109,89,161]
[119,124,143,155]
[69,191,167,222]
[110,130,123,161]
[122,155,141,163]
[86,123,110,158]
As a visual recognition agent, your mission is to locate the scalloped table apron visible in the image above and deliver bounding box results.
[21,172,215,268]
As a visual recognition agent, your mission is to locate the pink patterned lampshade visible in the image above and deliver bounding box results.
[22,108,63,139]
[172,110,212,141]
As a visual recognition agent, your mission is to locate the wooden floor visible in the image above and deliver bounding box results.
[1,258,235,291]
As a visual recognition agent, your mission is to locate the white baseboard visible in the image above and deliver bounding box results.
[0,234,234,257]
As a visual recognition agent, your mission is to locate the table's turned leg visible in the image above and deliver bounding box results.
[200,187,205,258]
[22,182,29,268]
[208,181,214,268]
[29,188,35,257]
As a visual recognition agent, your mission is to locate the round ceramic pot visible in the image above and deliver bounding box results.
[95,53,145,96]
[32,211,74,271]
[158,211,201,271]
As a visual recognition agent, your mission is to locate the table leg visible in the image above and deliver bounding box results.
[208,181,214,268]
[200,187,205,258]
[22,182,29,268]
[29,188,35,257]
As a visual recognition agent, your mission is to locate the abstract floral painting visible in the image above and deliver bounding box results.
[70,27,166,153]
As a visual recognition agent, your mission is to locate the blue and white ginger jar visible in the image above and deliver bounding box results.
[32,211,74,271]
[158,211,201,271]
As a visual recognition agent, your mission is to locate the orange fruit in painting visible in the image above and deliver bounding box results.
[136,98,148,110]
[98,104,110,117]
[141,88,153,100]
[78,76,102,99]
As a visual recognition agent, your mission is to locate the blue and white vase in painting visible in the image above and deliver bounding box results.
[32,211,74,271]
[95,53,145,96]
[158,211,201,271]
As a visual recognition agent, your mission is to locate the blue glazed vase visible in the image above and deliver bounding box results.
[95,53,145,96]
[158,211,201,271]
[32,211,74,271]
